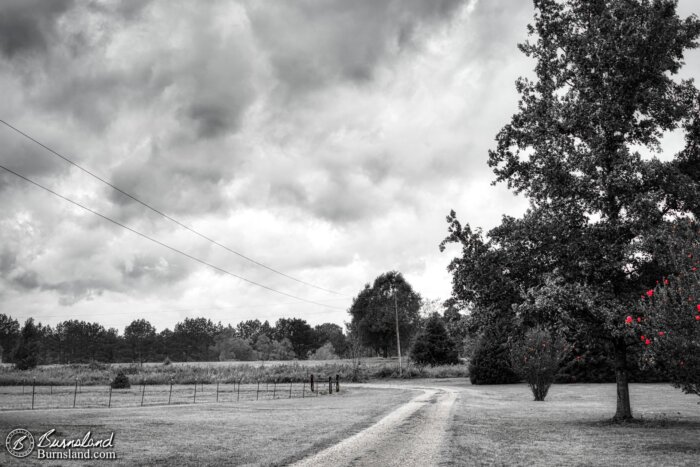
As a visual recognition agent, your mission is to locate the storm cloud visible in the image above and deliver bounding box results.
[1,0,698,331]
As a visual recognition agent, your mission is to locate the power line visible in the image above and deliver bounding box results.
[0,164,346,311]
[0,119,345,296]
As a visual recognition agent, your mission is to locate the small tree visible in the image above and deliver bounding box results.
[469,321,520,385]
[411,314,459,366]
[511,327,567,401]
[111,371,131,389]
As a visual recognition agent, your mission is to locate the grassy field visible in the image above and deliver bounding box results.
[0,358,468,386]
[0,381,333,411]
[2,380,697,465]
[0,386,417,466]
[442,381,700,466]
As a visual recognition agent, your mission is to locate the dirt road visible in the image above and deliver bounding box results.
[291,383,457,467]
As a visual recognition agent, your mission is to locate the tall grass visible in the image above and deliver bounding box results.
[0,359,468,386]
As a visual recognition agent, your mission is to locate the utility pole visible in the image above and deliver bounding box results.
[394,289,402,376]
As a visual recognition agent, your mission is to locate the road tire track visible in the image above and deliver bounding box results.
[291,384,457,467]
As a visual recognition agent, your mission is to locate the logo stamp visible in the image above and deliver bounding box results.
[5,428,35,458]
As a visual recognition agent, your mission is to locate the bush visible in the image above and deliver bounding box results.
[511,327,566,401]
[469,324,519,385]
[111,371,131,389]
[163,356,172,366]
[411,314,459,366]
[309,342,338,361]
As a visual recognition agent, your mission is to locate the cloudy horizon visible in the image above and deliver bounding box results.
[1,0,698,333]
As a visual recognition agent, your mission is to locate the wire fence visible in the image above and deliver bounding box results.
[0,375,342,411]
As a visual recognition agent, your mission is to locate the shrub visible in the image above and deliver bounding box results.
[411,314,459,366]
[469,324,519,385]
[309,342,337,361]
[636,248,700,397]
[511,327,567,401]
[111,371,131,389]
[163,356,172,366]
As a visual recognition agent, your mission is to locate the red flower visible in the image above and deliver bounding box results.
[693,267,698,272]
[658,331,665,337]
[640,335,646,341]
[637,317,642,323]
[625,316,633,324]
[645,339,651,345]
[696,304,700,312]
[696,315,700,321]
[646,290,654,297]
[664,279,669,285]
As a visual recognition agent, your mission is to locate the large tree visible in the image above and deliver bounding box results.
[124,319,156,365]
[443,0,700,421]
[349,271,421,358]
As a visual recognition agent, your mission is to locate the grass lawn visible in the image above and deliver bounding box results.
[443,382,700,466]
[0,387,416,466]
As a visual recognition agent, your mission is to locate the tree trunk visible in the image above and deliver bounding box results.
[612,338,633,422]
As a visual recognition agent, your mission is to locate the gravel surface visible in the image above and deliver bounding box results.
[292,383,457,467]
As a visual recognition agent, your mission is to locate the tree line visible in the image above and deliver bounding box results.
[0,315,352,367]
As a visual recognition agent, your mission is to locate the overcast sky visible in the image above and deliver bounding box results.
[1,0,698,333]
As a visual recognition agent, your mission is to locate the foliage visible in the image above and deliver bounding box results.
[410,314,459,366]
[442,0,700,421]
[469,321,519,385]
[111,371,131,389]
[314,323,348,357]
[309,342,338,360]
[273,318,316,359]
[124,319,156,364]
[349,271,422,358]
[0,313,20,364]
[635,228,700,396]
[13,318,41,370]
[511,327,567,401]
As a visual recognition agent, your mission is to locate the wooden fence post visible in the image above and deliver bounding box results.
[73,379,78,408]
[256,381,260,401]
[31,378,35,410]
[289,381,292,399]
[168,379,173,405]
[193,379,197,404]
[302,380,305,398]
[336,374,340,393]
[108,385,112,408]
[310,374,314,393]
[141,382,145,407]
[216,381,220,403]
[328,376,332,395]
[237,378,241,402]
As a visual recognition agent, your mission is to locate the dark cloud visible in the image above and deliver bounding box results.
[246,0,466,94]
[0,0,73,58]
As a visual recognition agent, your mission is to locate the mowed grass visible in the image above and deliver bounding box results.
[443,382,700,466]
[0,386,417,466]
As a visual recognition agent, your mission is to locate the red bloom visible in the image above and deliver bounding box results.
[696,304,700,312]
[637,317,642,323]
[640,335,646,341]
[646,289,654,297]
[645,339,651,345]
[658,331,665,336]
[696,315,700,321]
[625,316,633,324]
[693,267,698,272]
[664,279,669,285]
